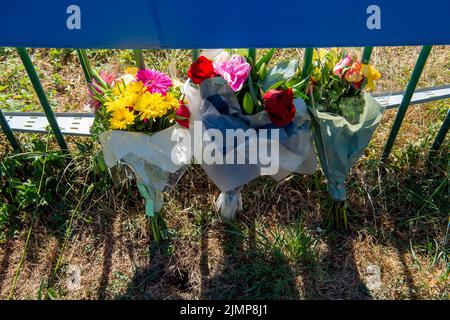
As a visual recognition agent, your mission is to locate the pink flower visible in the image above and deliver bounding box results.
[136,69,172,95]
[89,70,116,111]
[88,97,102,111]
[99,70,116,87]
[333,55,352,77]
[213,55,251,92]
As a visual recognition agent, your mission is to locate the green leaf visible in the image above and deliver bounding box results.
[247,74,261,108]
[292,88,307,99]
[91,69,108,89]
[243,92,254,115]
[95,153,106,172]
[261,59,298,92]
[258,63,267,80]
[246,55,255,68]
[255,48,276,70]
[266,80,286,91]
[46,288,58,300]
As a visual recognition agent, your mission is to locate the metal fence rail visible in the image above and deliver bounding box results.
[2,112,95,136]
[373,85,450,109]
[3,86,449,138]
[0,47,449,164]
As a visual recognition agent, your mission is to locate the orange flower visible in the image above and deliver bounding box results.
[344,62,363,83]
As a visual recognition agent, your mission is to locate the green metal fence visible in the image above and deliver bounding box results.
[0,47,448,166]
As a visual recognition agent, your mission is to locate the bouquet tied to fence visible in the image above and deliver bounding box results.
[88,66,190,241]
[184,49,316,219]
[306,49,383,230]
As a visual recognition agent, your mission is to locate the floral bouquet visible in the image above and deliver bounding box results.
[184,49,316,219]
[306,49,383,230]
[88,66,190,242]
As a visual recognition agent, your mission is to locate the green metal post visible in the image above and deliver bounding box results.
[361,47,373,64]
[77,49,92,83]
[429,109,450,154]
[302,48,314,79]
[16,47,68,151]
[191,49,199,62]
[0,109,21,152]
[381,45,432,165]
[133,49,146,69]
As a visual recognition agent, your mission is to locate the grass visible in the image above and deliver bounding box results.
[0,46,449,300]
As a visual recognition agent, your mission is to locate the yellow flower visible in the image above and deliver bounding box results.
[125,81,147,97]
[311,49,326,80]
[362,64,381,91]
[312,66,321,81]
[105,93,136,113]
[112,81,127,96]
[313,49,327,63]
[105,81,144,113]
[312,48,340,74]
[109,107,135,130]
[134,91,173,120]
[105,97,124,113]
[164,92,180,109]
[124,67,138,77]
[326,48,339,70]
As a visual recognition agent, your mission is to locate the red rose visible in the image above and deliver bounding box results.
[263,88,296,127]
[175,100,190,128]
[188,56,215,85]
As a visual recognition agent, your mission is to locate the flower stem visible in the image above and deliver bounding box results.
[191,49,199,62]
[324,199,349,232]
[149,214,168,243]
[248,48,257,67]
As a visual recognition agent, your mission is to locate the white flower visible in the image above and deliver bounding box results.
[116,73,135,85]
[201,49,230,63]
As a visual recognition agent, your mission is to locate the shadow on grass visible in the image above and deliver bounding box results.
[115,209,302,300]
[97,211,116,299]
[91,146,449,300]
[344,147,449,299]
[0,243,12,293]
[199,211,301,300]
[114,173,375,300]
[301,233,373,300]
[114,240,184,300]
[381,154,448,298]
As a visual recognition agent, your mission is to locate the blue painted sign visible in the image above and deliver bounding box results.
[0,0,449,48]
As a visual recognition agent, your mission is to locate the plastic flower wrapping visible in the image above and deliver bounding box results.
[85,48,385,232]
[308,49,382,125]
[185,49,316,219]
[306,49,384,229]
[89,67,190,241]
